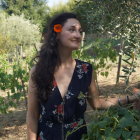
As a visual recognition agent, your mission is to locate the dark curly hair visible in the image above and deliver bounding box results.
[32,12,78,102]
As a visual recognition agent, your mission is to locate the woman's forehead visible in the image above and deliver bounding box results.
[63,18,81,28]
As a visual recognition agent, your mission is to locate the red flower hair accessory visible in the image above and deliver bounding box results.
[54,24,62,32]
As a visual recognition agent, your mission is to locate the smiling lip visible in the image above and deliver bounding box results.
[71,40,81,43]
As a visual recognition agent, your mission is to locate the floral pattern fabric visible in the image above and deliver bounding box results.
[37,59,92,140]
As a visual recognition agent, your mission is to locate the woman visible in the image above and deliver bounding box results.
[26,12,140,140]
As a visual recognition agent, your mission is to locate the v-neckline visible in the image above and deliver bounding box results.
[55,59,77,100]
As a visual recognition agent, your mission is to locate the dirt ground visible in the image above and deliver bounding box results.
[0,64,140,140]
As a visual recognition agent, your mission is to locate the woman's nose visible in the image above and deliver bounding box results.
[75,31,82,38]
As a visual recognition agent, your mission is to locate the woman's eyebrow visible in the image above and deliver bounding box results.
[69,25,76,28]
[70,25,82,30]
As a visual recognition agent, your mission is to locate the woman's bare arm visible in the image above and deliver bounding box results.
[26,67,39,140]
[87,70,140,109]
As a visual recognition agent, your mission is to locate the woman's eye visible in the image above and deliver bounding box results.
[69,28,75,32]
[69,28,83,35]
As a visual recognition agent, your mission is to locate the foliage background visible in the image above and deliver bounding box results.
[0,0,140,139]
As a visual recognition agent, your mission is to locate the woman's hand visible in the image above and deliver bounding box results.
[132,87,140,111]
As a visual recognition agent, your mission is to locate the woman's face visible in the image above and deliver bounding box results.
[57,18,82,50]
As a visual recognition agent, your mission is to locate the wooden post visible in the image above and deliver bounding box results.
[116,40,124,84]
[81,32,85,47]
[116,55,122,84]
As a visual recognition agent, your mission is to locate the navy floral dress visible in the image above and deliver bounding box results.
[37,59,92,140]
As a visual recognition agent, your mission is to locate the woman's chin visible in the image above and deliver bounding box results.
[70,45,80,50]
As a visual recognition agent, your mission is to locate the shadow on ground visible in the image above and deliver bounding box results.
[0,100,27,138]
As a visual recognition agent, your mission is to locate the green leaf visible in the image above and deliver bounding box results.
[111,129,122,139]
[119,117,134,128]
[122,130,132,139]
[106,136,116,140]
